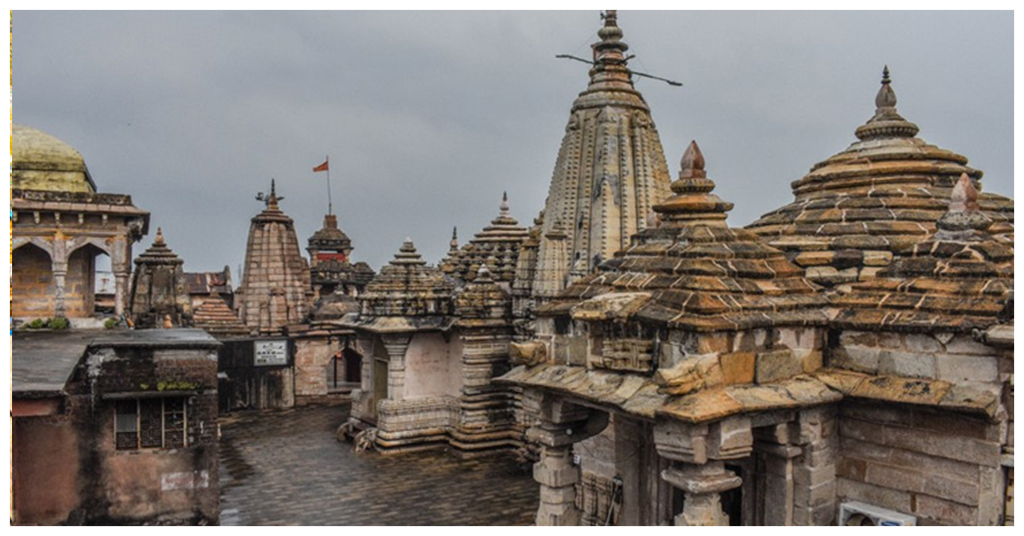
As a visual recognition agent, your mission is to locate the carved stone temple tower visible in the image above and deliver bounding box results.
[529,10,673,300]
[235,180,313,335]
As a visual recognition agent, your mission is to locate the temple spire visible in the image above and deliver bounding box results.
[154,226,165,246]
[856,65,919,140]
[449,226,459,253]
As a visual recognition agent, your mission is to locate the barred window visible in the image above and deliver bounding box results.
[114,398,188,450]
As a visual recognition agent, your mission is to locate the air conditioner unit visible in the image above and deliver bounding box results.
[839,501,916,526]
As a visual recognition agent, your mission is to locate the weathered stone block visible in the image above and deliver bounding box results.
[794,478,836,508]
[794,463,835,488]
[878,350,936,379]
[755,348,802,384]
[914,493,977,525]
[905,333,943,354]
[836,457,867,481]
[943,335,995,356]
[924,473,980,506]
[934,354,998,383]
[830,346,880,374]
[719,352,755,384]
[837,477,913,513]
[864,460,925,493]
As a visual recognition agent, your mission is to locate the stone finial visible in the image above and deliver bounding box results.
[599,10,621,40]
[500,191,510,216]
[476,263,494,283]
[154,226,165,246]
[875,65,897,110]
[856,65,919,140]
[449,226,459,252]
[936,173,991,234]
[654,140,733,226]
[679,140,706,179]
[949,172,980,212]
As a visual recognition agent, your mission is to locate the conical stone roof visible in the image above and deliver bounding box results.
[833,173,1013,333]
[543,141,826,332]
[442,193,529,284]
[360,238,454,319]
[748,67,1014,287]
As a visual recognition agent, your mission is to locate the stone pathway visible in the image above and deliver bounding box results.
[218,403,538,525]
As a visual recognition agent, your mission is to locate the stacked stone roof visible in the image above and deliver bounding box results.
[454,265,512,327]
[357,239,454,329]
[833,173,1013,334]
[541,141,826,332]
[192,291,249,339]
[748,68,1014,287]
[530,11,672,297]
[442,193,529,284]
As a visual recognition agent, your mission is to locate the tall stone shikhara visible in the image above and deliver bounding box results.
[529,11,672,299]
[235,181,313,335]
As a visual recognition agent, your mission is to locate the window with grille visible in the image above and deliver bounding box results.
[114,397,188,450]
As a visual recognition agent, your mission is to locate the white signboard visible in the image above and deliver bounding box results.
[254,339,288,366]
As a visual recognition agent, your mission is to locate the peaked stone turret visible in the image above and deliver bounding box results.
[531,11,673,299]
[235,180,313,335]
[129,227,193,328]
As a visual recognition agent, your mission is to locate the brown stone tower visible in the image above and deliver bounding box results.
[235,180,313,335]
[128,227,193,328]
[530,10,673,299]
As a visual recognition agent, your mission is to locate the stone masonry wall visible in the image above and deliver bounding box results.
[832,331,1000,385]
[836,401,1004,525]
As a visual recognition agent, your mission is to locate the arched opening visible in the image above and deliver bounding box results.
[328,347,363,391]
[12,243,54,319]
[93,250,114,315]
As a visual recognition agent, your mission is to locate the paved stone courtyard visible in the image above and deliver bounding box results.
[218,403,539,525]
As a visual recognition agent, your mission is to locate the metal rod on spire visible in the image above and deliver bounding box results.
[555,54,683,87]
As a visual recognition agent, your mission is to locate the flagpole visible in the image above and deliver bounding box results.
[326,155,333,215]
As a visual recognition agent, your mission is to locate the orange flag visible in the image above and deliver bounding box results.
[313,158,329,172]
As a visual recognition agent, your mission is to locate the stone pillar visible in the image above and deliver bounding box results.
[662,460,741,526]
[754,426,801,526]
[52,263,68,318]
[791,407,838,526]
[51,238,68,318]
[113,269,130,316]
[381,335,410,401]
[525,392,607,526]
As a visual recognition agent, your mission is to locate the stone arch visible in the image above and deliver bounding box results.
[12,237,54,259]
[12,242,56,318]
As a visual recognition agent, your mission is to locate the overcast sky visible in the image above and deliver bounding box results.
[12,10,1013,276]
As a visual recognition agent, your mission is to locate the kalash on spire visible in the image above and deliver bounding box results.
[530,10,674,299]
